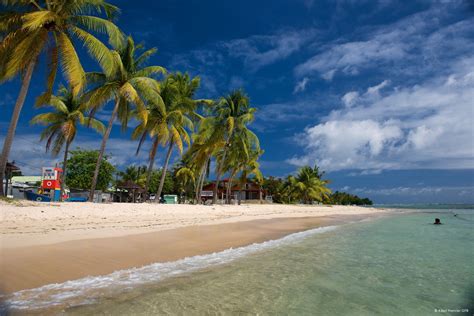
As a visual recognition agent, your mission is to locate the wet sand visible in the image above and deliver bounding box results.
[0,214,382,294]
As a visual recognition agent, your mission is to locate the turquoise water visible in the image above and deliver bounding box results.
[4,209,473,315]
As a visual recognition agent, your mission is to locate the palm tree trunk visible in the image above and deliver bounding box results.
[89,97,120,201]
[196,157,209,204]
[144,137,159,199]
[226,177,231,204]
[0,60,35,196]
[156,141,173,203]
[212,149,227,204]
[60,140,71,202]
[195,163,205,203]
[238,176,246,206]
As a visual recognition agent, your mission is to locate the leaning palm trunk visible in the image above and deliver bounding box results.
[89,98,120,201]
[0,61,36,196]
[60,140,71,202]
[195,163,206,203]
[156,142,174,202]
[212,148,227,204]
[196,157,209,204]
[144,137,159,200]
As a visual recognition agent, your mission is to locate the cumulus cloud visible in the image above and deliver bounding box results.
[288,58,474,171]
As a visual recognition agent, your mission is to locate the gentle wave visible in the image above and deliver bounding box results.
[1,225,338,311]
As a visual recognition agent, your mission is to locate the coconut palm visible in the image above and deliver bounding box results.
[211,89,257,204]
[220,127,261,204]
[85,36,166,200]
[0,0,122,195]
[117,165,147,187]
[174,165,195,203]
[284,165,331,204]
[236,149,263,204]
[154,73,201,202]
[30,86,105,199]
[133,72,202,201]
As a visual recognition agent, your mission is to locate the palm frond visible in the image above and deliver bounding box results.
[57,31,86,96]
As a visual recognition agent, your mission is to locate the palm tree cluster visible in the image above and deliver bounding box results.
[0,0,263,203]
[262,165,332,204]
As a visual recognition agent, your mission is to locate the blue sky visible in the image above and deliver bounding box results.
[1,0,473,203]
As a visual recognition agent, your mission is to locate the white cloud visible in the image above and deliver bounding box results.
[341,91,359,107]
[293,77,310,94]
[288,58,474,171]
[224,29,317,71]
[295,5,474,80]
[2,133,158,175]
[366,80,390,96]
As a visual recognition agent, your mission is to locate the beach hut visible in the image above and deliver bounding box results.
[115,180,145,203]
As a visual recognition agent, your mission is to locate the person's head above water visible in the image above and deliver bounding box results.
[434,218,442,225]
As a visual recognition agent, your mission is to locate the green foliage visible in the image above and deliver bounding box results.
[66,149,115,191]
[261,165,331,204]
[0,0,123,100]
[262,176,285,203]
[117,165,147,187]
[30,86,105,156]
[329,191,373,205]
[148,169,175,195]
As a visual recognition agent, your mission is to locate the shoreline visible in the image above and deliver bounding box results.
[0,203,388,294]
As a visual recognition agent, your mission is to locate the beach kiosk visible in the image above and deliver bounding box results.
[40,167,63,201]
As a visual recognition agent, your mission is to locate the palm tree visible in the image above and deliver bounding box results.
[154,73,200,202]
[0,0,122,195]
[284,165,331,204]
[237,149,263,204]
[85,36,166,201]
[30,86,105,200]
[220,128,261,204]
[133,72,202,201]
[117,165,147,187]
[174,165,195,203]
[212,89,257,204]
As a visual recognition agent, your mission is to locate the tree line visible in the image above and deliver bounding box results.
[1,1,352,206]
[0,0,265,204]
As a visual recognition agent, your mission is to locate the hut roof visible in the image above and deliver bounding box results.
[116,180,145,192]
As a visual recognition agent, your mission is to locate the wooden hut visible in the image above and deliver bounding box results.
[114,180,145,203]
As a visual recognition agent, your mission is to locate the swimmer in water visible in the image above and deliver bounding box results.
[434,218,442,225]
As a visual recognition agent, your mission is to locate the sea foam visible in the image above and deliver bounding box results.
[1,225,338,311]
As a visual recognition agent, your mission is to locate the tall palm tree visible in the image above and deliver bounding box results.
[212,89,257,204]
[154,73,200,202]
[0,0,122,195]
[85,36,166,200]
[30,86,105,199]
[133,72,202,201]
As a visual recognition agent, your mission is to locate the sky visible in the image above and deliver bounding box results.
[1,0,473,203]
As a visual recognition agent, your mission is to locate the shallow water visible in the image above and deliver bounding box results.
[3,209,473,315]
